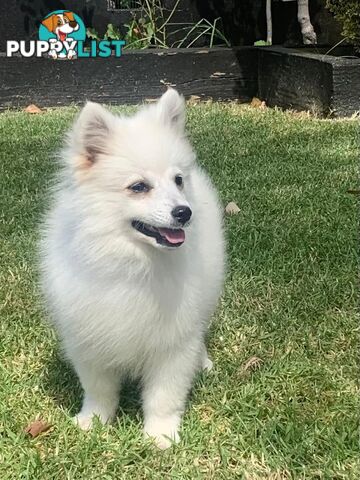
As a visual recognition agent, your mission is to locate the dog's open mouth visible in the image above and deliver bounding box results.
[58,31,67,42]
[132,221,185,247]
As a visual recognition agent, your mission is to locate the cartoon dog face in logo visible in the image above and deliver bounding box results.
[41,11,79,59]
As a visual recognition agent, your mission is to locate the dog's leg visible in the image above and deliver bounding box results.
[201,346,213,372]
[65,38,76,59]
[67,50,76,60]
[48,38,58,59]
[142,343,201,449]
[73,362,121,430]
[49,50,57,59]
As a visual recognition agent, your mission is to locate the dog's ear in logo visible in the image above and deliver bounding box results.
[41,14,58,33]
[63,11,79,30]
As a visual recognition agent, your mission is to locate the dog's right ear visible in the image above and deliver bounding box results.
[69,102,115,167]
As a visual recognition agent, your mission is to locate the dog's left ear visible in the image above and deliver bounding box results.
[156,89,185,133]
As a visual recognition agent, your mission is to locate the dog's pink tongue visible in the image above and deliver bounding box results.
[59,31,67,42]
[158,228,185,244]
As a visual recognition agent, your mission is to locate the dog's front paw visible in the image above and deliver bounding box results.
[67,49,76,60]
[144,417,180,449]
[202,356,213,371]
[73,412,94,431]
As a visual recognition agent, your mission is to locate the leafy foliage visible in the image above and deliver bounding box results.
[326,0,360,49]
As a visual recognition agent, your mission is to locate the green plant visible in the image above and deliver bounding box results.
[169,17,230,48]
[86,27,100,40]
[104,23,122,41]
[123,0,171,48]
[326,0,360,49]
[86,0,229,49]
[86,24,122,41]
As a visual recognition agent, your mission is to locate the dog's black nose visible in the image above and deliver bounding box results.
[172,206,192,225]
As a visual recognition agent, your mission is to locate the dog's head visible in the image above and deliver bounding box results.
[66,90,196,250]
[42,11,79,40]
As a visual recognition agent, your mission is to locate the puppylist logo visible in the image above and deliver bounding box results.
[6,10,125,59]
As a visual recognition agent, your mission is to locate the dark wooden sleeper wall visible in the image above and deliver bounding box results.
[0,47,359,117]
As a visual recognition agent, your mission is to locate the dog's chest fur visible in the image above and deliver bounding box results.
[53,244,203,369]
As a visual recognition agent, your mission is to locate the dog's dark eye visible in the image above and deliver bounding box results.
[175,175,183,187]
[129,182,150,193]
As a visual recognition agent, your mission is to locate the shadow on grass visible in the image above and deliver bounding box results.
[42,349,143,420]
[42,350,81,417]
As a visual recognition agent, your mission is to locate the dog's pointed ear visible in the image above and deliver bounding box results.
[69,102,115,166]
[64,11,75,22]
[156,89,185,133]
[41,14,57,33]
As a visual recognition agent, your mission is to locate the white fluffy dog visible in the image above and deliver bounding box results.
[40,89,225,449]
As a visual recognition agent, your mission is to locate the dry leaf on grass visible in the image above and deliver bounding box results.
[250,97,266,109]
[24,104,43,114]
[237,356,263,378]
[225,201,240,215]
[24,419,52,438]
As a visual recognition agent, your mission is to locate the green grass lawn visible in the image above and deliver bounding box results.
[0,103,359,479]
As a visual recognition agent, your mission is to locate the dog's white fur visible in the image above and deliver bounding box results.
[40,90,225,449]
